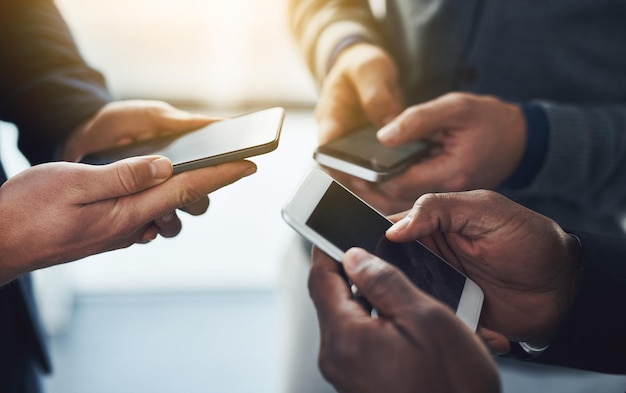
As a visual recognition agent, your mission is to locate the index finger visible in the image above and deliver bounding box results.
[119,160,256,221]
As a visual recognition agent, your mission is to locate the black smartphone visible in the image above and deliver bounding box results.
[314,126,430,182]
[282,169,483,331]
[81,107,284,174]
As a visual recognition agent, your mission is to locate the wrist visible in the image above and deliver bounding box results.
[326,36,374,75]
[314,20,383,81]
[501,102,549,189]
[519,341,550,357]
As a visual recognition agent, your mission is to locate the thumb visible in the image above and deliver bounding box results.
[81,155,173,202]
[377,94,462,146]
[343,248,429,316]
[386,190,507,243]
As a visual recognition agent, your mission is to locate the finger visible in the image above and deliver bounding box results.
[315,92,369,144]
[386,190,506,242]
[153,211,183,238]
[308,247,370,329]
[343,248,432,317]
[477,327,511,355]
[121,100,222,136]
[179,196,210,216]
[377,93,470,146]
[79,156,173,203]
[356,78,404,128]
[120,160,256,222]
[150,111,221,136]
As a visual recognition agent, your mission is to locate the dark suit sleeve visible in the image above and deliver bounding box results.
[0,0,113,165]
[533,231,626,374]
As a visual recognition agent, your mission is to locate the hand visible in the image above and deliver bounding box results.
[61,99,222,218]
[0,156,256,285]
[335,92,526,214]
[316,43,404,144]
[60,99,217,162]
[309,247,500,393]
[386,190,581,352]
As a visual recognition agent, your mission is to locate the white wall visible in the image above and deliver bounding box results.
[55,0,318,108]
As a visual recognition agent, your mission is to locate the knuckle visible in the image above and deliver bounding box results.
[415,192,441,209]
[413,301,452,327]
[116,162,142,194]
[444,92,476,117]
[177,186,204,207]
[472,189,500,201]
[363,264,402,300]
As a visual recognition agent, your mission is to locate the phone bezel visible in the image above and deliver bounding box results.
[282,169,483,331]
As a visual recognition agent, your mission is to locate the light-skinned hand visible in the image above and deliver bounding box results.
[61,99,226,220]
[315,43,404,145]
[332,92,527,215]
[0,156,256,285]
[60,99,219,162]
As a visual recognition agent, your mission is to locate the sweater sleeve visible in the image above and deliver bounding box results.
[0,0,113,165]
[506,102,626,219]
[288,0,385,82]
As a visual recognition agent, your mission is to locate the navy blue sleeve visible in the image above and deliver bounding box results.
[500,103,549,189]
[326,35,373,75]
[0,0,113,165]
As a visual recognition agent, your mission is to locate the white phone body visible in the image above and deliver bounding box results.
[282,169,483,331]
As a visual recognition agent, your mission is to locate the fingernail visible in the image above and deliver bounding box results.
[150,157,172,179]
[243,165,257,177]
[388,216,411,234]
[344,248,372,274]
[160,212,175,223]
[382,115,396,125]
[377,122,398,141]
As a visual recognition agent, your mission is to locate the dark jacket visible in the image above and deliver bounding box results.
[0,0,111,390]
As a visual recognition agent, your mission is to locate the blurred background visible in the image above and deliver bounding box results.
[2,1,626,392]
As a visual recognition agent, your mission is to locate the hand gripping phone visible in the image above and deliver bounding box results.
[282,169,483,331]
[314,126,430,182]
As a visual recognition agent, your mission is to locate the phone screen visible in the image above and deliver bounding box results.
[306,182,464,311]
[81,107,284,172]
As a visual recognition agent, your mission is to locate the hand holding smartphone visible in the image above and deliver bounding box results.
[314,126,431,182]
[81,107,285,174]
[282,169,483,331]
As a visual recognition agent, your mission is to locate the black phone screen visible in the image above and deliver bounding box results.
[306,182,464,311]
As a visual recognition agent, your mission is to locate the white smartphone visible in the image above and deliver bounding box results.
[314,126,431,182]
[81,107,285,174]
[282,169,483,331]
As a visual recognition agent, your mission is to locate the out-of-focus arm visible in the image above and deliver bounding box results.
[288,0,385,82]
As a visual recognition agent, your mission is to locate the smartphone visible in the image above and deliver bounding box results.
[81,107,285,174]
[314,126,431,182]
[282,169,483,331]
